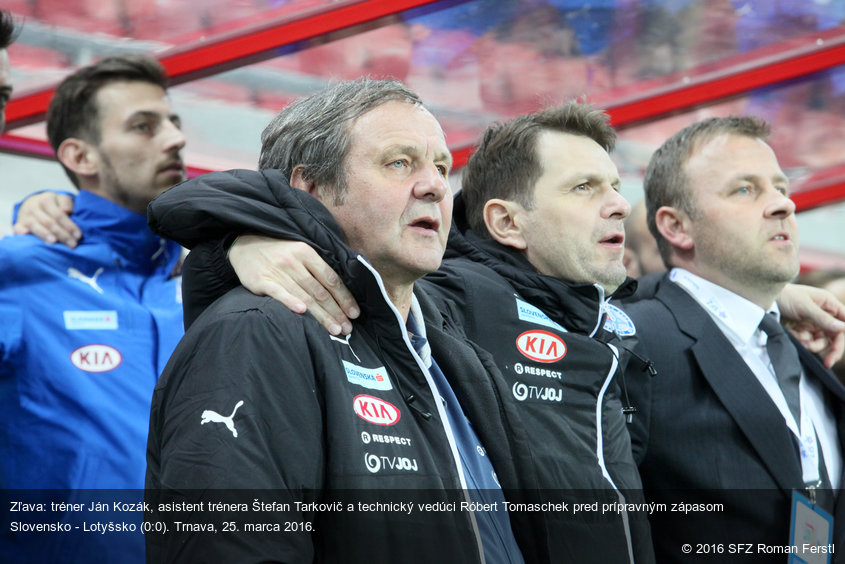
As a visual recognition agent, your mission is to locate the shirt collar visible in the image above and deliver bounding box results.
[669,268,778,344]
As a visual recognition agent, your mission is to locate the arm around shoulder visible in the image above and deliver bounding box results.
[13,190,79,247]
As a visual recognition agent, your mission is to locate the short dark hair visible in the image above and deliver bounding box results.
[0,10,20,50]
[643,115,771,265]
[461,101,616,238]
[46,53,169,187]
[259,78,423,204]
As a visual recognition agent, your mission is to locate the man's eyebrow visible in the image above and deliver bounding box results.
[384,144,453,167]
[127,109,181,121]
[565,172,611,186]
[391,144,419,155]
[734,173,790,186]
[772,174,789,186]
[126,110,162,121]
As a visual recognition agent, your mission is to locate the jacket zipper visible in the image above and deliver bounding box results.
[596,343,635,564]
[358,257,486,564]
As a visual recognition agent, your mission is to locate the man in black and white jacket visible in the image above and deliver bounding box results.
[145,79,537,564]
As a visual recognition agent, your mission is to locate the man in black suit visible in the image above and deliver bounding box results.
[624,115,844,562]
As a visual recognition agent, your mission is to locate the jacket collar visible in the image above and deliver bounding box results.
[75,190,180,274]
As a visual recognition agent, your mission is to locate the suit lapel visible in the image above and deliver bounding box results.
[657,280,801,493]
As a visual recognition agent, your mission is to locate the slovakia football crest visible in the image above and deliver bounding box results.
[603,304,636,337]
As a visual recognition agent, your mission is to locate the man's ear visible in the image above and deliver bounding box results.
[654,205,694,251]
[483,198,528,250]
[56,138,98,179]
[290,165,321,200]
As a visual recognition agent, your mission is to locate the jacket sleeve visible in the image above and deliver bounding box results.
[146,294,324,563]
[148,169,357,328]
[148,169,297,249]
[181,238,240,330]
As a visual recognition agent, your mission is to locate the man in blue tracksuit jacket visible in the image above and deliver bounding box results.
[0,54,186,563]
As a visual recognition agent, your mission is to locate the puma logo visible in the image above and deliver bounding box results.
[200,400,244,438]
[68,267,104,294]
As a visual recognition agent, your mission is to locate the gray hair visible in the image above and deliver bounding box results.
[258,78,423,203]
[643,115,770,265]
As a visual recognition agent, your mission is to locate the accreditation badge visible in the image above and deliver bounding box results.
[788,490,833,564]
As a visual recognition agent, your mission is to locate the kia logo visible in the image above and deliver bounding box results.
[353,395,401,426]
[515,330,566,363]
[70,344,122,373]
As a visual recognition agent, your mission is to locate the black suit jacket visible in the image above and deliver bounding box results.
[624,274,845,563]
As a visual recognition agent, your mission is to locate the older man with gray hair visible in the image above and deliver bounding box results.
[145,79,534,564]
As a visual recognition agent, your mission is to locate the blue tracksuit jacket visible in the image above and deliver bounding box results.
[0,190,183,563]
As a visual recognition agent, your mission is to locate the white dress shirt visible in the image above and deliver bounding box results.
[670,268,841,489]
